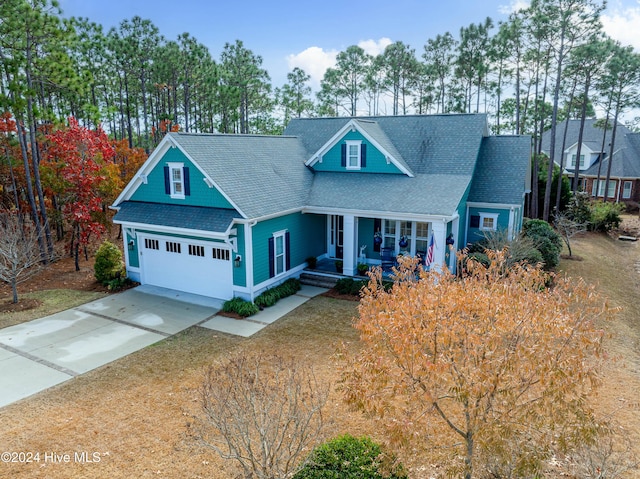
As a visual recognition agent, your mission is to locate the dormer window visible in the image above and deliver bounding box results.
[570,154,585,168]
[341,140,367,170]
[164,162,190,199]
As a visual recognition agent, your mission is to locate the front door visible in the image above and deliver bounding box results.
[329,215,344,259]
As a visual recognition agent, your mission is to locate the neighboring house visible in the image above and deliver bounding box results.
[111,114,531,302]
[541,119,640,206]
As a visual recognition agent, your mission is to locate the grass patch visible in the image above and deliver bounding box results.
[0,289,107,329]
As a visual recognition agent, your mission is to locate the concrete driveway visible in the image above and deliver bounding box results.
[0,283,328,409]
[0,286,221,409]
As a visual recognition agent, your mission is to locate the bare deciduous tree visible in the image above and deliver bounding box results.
[0,213,43,303]
[193,352,329,479]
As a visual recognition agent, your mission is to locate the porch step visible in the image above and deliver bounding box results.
[299,272,341,289]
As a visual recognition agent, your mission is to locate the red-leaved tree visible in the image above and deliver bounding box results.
[43,117,115,270]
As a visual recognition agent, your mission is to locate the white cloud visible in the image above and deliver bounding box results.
[286,38,393,89]
[602,5,640,51]
[498,0,530,15]
[357,37,393,56]
[286,46,339,89]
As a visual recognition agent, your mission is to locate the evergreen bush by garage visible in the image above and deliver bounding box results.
[94,240,125,284]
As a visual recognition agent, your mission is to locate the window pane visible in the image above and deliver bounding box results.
[384,221,395,235]
[276,236,283,255]
[623,181,632,199]
[416,222,428,238]
[276,256,284,274]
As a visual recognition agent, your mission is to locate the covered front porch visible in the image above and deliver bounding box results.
[314,212,460,277]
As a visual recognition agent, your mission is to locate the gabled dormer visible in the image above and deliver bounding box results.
[305,119,414,177]
[564,142,600,171]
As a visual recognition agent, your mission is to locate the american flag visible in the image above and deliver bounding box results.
[425,234,435,267]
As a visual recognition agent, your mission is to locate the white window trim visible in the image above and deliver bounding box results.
[167,162,185,199]
[479,212,499,231]
[592,179,616,198]
[345,140,362,170]
[273,230,287,277]
[623,181,632,199]
[570,154,585,169]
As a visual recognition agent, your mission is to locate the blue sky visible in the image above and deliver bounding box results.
[59,0,640,88]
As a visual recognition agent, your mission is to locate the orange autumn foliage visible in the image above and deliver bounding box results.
[340,251,611,479]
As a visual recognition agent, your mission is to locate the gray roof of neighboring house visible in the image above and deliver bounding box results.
[468,136,532,204]
[113,201,238,233]
[582,132,640,178]
[540,118,632,163]
[166,132,313,219]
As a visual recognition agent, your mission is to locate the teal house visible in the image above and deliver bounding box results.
[111,114,531,301]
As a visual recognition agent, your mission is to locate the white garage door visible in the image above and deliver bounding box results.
[139,235,233,299]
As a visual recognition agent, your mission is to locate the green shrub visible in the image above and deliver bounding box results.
[222,297,259,317]
[94,240,125,284]
[589,200,624,232]
[521,219,562,270]
[357,263,369,275]
[254,278,301,308]
[334,278,368,296]
[254,288,280,308]
[293,434,407,479]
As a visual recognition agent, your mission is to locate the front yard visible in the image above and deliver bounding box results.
[0,226,639,478]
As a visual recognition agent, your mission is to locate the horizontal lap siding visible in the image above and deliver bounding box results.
[131,148,234,209]
[467,206,510,243]
[313,131,403,174]
[252,213,326,285]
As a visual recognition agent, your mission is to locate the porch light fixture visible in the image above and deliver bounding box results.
[128,240,135,251]
[234,255,242,267]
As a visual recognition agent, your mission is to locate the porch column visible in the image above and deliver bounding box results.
[449,217,459,272]
[431,220,447,272]
[342,214,357,276]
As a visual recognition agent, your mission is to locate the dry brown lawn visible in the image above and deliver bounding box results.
[1,218,639,478]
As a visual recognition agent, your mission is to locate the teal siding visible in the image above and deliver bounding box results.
[467,207,511,243]
[252,212,326,285]
[131,148,234,209]
[126,231,139,268]
[312,131,404,174]
[232,225,246,288]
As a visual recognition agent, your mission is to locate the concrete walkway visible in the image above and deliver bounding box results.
[0,284,327,408]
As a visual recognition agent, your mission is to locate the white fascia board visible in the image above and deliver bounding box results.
[112,135,174,207]
[242,207,305,224]
[112,219,229,241]
[301,206,456,223]
[467,201,521,210]
[304,119,413,177]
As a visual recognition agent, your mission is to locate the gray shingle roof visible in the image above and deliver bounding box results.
[468,136,531,204]
[117,115,528,222]
[582,132,640,179]
[166,132,314,219]
[540,118,632,164]
[307,172,472,216]
[114,201,238,233]
[284,114,489,176]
